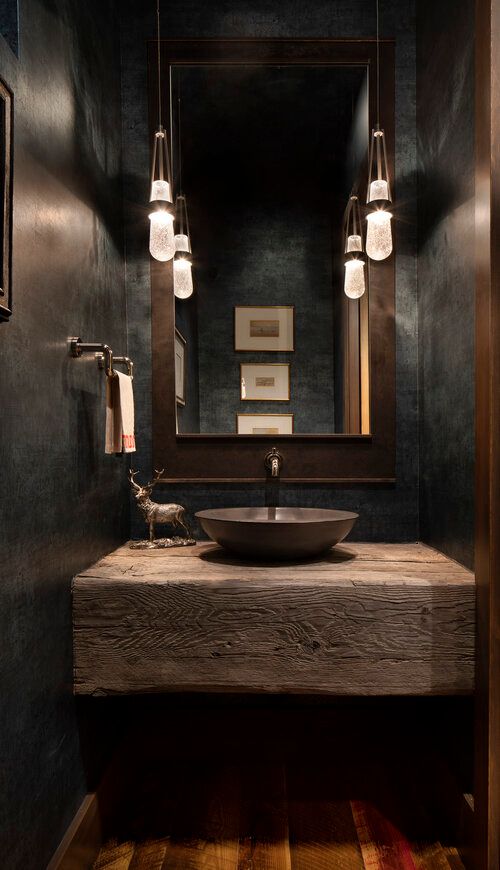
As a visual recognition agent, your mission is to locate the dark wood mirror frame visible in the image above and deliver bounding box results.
[0,76,13,323]
[149,39,395,483]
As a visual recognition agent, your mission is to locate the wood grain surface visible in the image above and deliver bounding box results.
[73,543,475,696]
[91,750,465,870]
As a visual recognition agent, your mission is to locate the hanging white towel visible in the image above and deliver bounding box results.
[105,371,136,454]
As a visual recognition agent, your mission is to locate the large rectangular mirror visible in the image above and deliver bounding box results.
[150,40,395,483]
[172,63,370,435]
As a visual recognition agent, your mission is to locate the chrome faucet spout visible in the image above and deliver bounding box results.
[265,447,283,479]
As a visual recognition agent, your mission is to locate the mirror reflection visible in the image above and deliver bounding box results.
[172,64,370,435]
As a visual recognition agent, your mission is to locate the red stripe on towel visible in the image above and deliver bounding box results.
[122,434,136,450]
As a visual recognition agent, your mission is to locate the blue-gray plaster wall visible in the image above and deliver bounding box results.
[120,0,419,542]
[0,1,128,866]
[0,0,18,55]
[416,0,475,569]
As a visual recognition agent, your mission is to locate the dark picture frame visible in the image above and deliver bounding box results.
[0,76,13,323]
[174,328,187,406]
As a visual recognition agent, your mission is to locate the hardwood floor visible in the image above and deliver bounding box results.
[93,760,465,869]
[89,698,470,870]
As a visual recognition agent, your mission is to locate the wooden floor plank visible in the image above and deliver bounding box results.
[351,800,418,870]
[289,795,364,869]
[286,758,364,870]
[238,764,291,870]
[411,843,459,870]
[161,764,240,870]
[441,848,465,869]
[128,839,169,870]
[93,839,135,870]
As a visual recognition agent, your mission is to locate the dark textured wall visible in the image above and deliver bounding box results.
[417,0,475,569]
[174,66,364,434]
[0,1,128,867]
[0,0,18,55]
[120,0,418,541]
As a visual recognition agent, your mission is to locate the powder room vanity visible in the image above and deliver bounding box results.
[72,541,474,697]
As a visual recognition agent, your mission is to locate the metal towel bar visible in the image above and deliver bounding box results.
[68,337,134,380]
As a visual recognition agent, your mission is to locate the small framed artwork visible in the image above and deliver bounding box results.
[240,363,290,402]
[0,77,13,323]
[174,328,186,406]
[234,305,294,352]
[236,413,294,435]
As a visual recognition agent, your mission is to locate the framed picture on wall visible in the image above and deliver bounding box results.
[240,363,290,401]
[234,305,295,351]
[174,329,186,406]
[236,413,294,435]
[0,77,13,323]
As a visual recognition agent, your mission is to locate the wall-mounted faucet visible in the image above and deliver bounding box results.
[265,447,283,479]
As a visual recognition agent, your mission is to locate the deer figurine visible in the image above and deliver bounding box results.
[128,468,195,547]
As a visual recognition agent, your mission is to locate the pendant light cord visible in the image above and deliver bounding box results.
[156,0,162,127]
[178,91,182,195]
[376,0,380,128]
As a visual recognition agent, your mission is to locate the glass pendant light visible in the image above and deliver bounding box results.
[344,260,366,299]
[173,258,193,299]
[148,0,175,261]
[173,96,194,299]
[343,194,366,299]
[366,210,393,261]
[365,0,393,262]
[174,195,193,299]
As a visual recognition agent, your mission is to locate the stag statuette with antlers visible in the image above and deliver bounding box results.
[128,468,195,549]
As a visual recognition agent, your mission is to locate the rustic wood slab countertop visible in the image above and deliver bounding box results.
[73,542,475,697]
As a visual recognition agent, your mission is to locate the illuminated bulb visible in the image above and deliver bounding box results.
[149,211,175,261]
[366,211,393,261]
[346,234,362,253]
[174,258,193,299]
[150,179,171,202]
[174,233,190,253]
[368,179,389,202]
[344,259,366,299]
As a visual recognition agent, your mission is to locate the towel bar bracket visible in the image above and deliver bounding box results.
[96,352,134,380]
[68,337,134,380]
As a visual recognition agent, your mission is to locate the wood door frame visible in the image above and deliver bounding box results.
[148,39,396,483]
[474,1,500,867]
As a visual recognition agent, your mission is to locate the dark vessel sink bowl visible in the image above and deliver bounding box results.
[195,507,358,560]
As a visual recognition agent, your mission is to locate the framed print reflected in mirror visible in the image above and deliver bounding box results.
[234,306,294,352]
[240,363,290,401]
[237,413,294,435]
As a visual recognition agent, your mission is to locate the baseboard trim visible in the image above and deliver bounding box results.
[46,793,102,870]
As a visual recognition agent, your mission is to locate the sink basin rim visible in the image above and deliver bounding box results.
[195,506,359,525]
